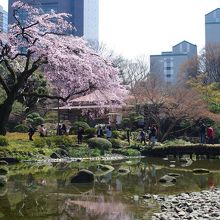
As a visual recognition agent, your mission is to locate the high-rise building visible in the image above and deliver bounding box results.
[205,8,220,47]
[8,0,99,45]
[0,5,8,33]
[150,41,197,84]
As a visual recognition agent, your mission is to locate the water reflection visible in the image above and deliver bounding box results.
[0,157,219,219]
[66,196,131,220]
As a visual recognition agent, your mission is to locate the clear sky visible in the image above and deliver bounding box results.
[2,0,220,59]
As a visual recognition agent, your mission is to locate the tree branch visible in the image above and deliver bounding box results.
[0,74,10,95]
[3,59,17,82]
[20,83,97,102]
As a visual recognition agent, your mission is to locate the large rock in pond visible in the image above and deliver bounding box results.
[159,175,176,183]
[97,164,114,172]
[70,169,94,183]
[179,158,193,167]
[118,167,130,175]
[167,173,181,177]
[193,168,210,174]
[0,176,7,187]
[0,167,8,175]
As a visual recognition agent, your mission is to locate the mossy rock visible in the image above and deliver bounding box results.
[97,164,114,171]
[50,152,61,159]
[0,161,8,166]
[109,138,122,149]
[0,167,8,175]
[55,148,69,157]
[159,175,176,183]
[96,164,114,177]
[0,176,7,187]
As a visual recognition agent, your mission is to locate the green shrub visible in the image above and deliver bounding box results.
[121,118,130,128]
[213,124,220,142]
[34,138,47,148]
[109,138,122,149]
[69,121,90,135]
[26,112,44,127]
[87,137,112,155]
[34,136,74,148]
[14,124,29,133]
[44,112,58,123]
[163,139,192,146]
[90,148,101,157]
[0,136,9,146]
[84,128,96,138]
[50,136,73,147]
[119,148,141,156]
[120,131,129,140]
[112,130,120,139]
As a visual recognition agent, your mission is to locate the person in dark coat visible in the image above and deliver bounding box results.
[61,123,67,135]
[77,127,84,144]
[97,126,104,137]
[28,125,35,141]
[139,129,146,145]
[56,124,62,136]
[199,123,206,144]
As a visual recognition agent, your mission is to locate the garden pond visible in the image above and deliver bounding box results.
[1,156,220,220]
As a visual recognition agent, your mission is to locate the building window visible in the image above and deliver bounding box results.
[165,66,172,70]
[166,74,171,78]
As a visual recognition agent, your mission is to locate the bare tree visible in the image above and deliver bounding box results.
[181,44,220,83]
[98,44,150,88]
[131,76,217,141]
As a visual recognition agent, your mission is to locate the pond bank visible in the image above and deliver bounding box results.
[141,144,220,157]
[22,154,145,163]
[152,188,220,220]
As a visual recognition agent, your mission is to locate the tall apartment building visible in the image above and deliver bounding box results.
[8,0,99,45]
[205,8,220,46]
[0,5,8,33]
[150,41,197,84]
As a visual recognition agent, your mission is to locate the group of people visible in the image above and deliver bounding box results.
[28,124,47,141]
[139,124,157,147]
[199,123,214,144]
[28,123,67,141]
[56,123,67,136]
[96,125,112,139]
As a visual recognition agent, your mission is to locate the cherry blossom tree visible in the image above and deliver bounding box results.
[0,1,126,135]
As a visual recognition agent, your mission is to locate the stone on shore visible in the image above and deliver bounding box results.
[152,188,220,220]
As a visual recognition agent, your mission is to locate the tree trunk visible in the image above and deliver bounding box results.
[0,97,15,135]
[161,121,177,142]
